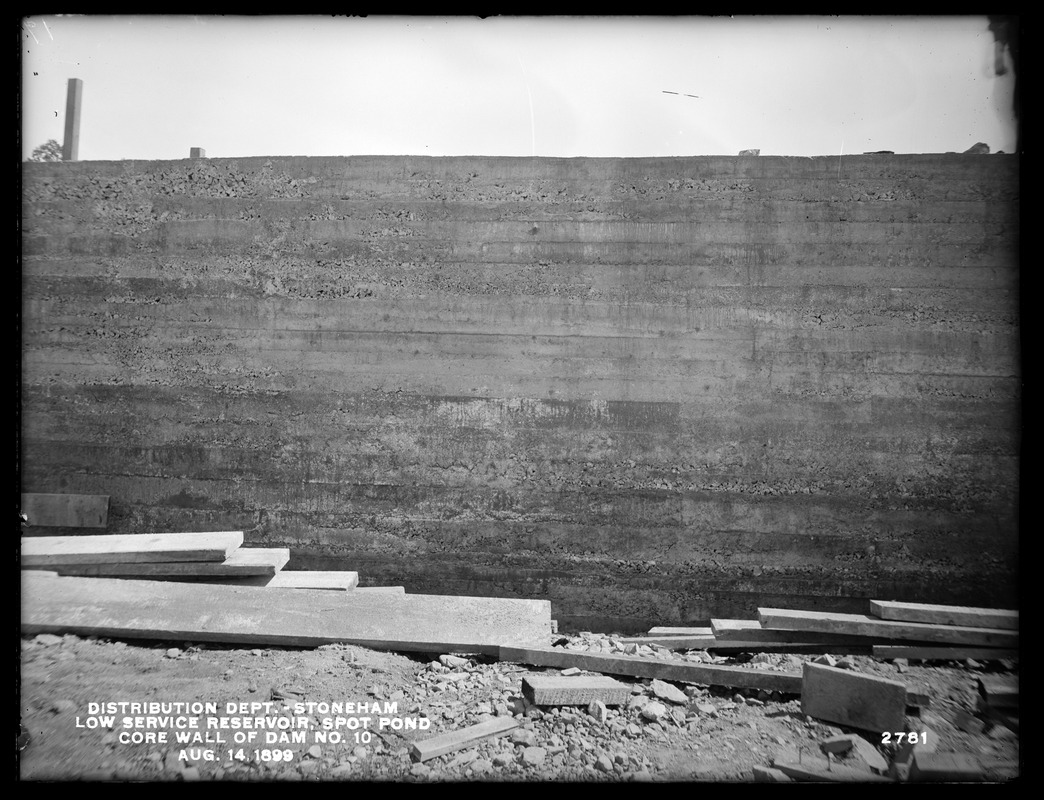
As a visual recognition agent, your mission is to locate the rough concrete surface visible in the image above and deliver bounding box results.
[20,154,1019,629]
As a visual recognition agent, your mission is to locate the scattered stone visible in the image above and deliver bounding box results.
[631,770,654,782]
[509,728,537,747]
[34,634,63,647]
[850,736,889,773]
[650,679,688,705]
[164,648,181,659]
[641,701,667,722]
[820,734,856,755]
[835,657,856,670]
[739,148,761,156]
[587,699,608,724]
[181,766,201,781]
[447,749,477,769]
[595,754,614,772]
[439,654,469,668]
[521,746,546,767]
[329,763,352,777]
[695,703,717,717]
[492,753,513,767]
[965,658,983,670]
[812,654,837,667]
[963,142,990,155]
[410,762,429,776]
[561,667,581,676]
[307,744,322,759]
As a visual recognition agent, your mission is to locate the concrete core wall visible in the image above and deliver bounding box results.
[21,155,1019,631]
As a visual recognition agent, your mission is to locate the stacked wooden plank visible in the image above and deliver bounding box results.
[20,531,553,653]
[627,601,1018,659]
[20,531,388,592]
[760,602,1018,661]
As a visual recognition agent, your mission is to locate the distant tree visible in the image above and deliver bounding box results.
[28,139,62,162]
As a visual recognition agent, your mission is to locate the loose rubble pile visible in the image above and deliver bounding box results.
[19,629,1019,782]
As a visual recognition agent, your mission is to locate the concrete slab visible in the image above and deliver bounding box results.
[801,662,907,733]
[20,572,552,654]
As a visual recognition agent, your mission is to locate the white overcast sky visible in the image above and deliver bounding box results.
[20,14,1018,161]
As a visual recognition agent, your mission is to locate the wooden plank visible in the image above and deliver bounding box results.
[710,619,761,632]
[801,662,906,733]
[714,642,877,655]
[26,548,290,578]
[21,493,109,528]
[646,626,714,636]
[616,635,718,648]
[353,586,406,594]
[623,635,876,655]
[713,618,899,646]
[21,573,551,655]
[759,608,1018,648]
[870,600,1018,631]
[265,571,357,589]
[498,645,802,693]
[409,717,518,762]
[20,532,245,566]
[771,756,891,783]
[872,645,1018,661]
[213,571,359,590]
[521,675,631,706]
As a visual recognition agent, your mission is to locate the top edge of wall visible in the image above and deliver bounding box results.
[23,153,1020,166]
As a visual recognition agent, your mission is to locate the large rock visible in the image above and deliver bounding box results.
[650,679,688,704]
[641,701,667,722]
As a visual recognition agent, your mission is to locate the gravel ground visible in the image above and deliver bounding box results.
[18,631,1019,783]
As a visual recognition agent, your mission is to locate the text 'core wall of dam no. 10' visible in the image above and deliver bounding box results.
[21,153,1019,632]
